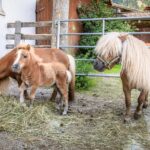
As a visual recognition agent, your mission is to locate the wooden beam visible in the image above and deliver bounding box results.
[6,34,53,40]
[7,21,53,28]
[22,34,52,40]
[6,34,15,40]
[6,44,51,49]
[6,44,14,49]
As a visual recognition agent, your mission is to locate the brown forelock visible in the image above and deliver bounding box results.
[16,44,31,51]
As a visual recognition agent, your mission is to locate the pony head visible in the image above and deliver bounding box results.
[93,32,128,71]
[11,43,31,73]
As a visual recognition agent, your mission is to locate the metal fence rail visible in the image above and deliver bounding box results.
[57,16,150,49]
[55,16,150,77]
[6,16,150,78]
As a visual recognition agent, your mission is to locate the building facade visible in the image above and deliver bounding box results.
[0,0,36,57]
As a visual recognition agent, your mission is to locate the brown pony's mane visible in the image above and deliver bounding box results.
[17,44,43,63]
[0,48,17,78]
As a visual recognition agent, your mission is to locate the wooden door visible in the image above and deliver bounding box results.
[36,0,53,45]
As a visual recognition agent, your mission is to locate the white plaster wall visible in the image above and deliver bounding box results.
[0,0,36,57]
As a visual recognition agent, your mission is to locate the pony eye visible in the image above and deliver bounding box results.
[23,55,27,58]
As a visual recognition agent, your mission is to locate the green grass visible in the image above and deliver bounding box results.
[76,61,121,90]
[104,64,121,74]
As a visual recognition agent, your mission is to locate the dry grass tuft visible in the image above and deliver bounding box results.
[0,78,150,149]
[0,95,71,137]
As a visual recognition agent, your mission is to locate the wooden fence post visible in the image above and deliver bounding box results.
[51,0,69,50]
[14,21,21,46]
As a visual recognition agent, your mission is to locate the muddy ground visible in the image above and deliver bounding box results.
[0,78,150,150]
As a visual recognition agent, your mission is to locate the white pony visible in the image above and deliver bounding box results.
[94,32,149,122]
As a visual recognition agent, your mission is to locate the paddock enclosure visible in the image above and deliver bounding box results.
[1,16,150,149]
[6,16,150,77]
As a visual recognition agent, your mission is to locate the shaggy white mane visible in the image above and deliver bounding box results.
[95,32,122,59]
[95,32,150,91]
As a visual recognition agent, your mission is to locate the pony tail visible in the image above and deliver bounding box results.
[0,77,11,95]
[67,54,76,102]
[66,70,72,83]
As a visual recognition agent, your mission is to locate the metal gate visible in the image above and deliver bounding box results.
[56,16,150,77]
[6,16,150,78]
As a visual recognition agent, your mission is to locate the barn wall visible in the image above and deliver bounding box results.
[36,0,53,45]
[134,23,150,45]
[0,0,36,57]
[68,0,91,53]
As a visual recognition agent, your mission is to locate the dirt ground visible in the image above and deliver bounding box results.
[0,78,150,150]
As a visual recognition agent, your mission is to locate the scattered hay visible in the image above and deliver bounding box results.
[0,78,150,149]
[0,95,73,137]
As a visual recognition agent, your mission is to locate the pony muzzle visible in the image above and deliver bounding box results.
[11,64,21,73]
[93,59,105,72]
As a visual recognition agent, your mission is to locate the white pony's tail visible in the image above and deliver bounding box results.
[67,54,76,102]
[66,70,72,83]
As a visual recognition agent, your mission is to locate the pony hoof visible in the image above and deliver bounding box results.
[124,116,131,123]
[143,103,148,109]
[20,103,26,107]
[24,95,29,100]
[134,112,141,120]
[62,111,67,115]
[49,97,55,102]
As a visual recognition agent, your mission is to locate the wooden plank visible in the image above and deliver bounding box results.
[22,34,52,40]
[6,44,14,49]
[6,44,51,49]
[6,34,15,40]
[7,21,53,28]
[6,34,53,40]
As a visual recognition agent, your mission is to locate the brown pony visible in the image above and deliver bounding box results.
[0,44,75,102]
[11,45,71,115]
[94,32,149,122]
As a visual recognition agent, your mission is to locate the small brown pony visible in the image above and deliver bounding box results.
[11,45,72,115]
[94,32,149,122]
[0,44,75,102]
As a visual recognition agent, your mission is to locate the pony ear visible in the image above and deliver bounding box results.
[118,34,128,43]
[26,44,31,51]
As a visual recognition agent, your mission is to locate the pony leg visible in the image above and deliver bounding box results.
[134,90,146,119]
[19,83,26,106]
[123,87,131,122]
[17,78,29,99]
[56,82,68,115]
[62,92,68,115]
[121,74,131,122]
[49,87,57,101]
[143,92,148,109]
[29,86,37,107]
